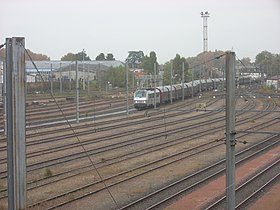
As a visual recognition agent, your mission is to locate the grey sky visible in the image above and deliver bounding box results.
[1,0,280,63]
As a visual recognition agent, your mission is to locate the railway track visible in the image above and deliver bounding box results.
[0,97,218,149]
[0,98,223,176]
[204,143,280,210]
[0,98,133,130]
[26,126,279,209]
[10,98,277,208]
[0,94,278,209]
[0,97,252,174]
[119,135,280,210]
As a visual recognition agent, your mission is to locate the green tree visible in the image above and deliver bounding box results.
[140,51,158,74]
[172,54,189,83]
[61,53,77,61]
[77,51,91,61]
[1,48,49,61]
[240,57,251,66]
[106,66,132,88]
[106,53,115,61]
[186,50,226,79]
[162,54,190,85]
[272,54,280,76]
[96,53,105,61]
[163,61,172,85]
[126,50,144,68]
[61,50,91,61]
[25,49,50,61]
[255,51,280,77]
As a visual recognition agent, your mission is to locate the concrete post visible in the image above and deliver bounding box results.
[76,61,79,123]
[87,64,90,95]
[6,37,26,210]
[154,63,157,109]
[170,61,173,104]
[3,60,7,135]
[60,62,62,94]
[192,68,194,98]
[182,62,185,101]
[69,63,71,92]
[225,51,236,210]
[83,49,85,90]
[126,62,129,116]
[50,63,53,94]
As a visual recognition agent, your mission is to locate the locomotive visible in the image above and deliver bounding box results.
[133,76,258,110]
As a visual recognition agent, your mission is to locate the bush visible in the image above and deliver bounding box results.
[43,168,53,177]
[0,179,4,190]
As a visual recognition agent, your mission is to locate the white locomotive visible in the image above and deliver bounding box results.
[133,76,258,110]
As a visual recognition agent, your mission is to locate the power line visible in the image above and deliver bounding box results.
[0,43,5,49]
[23,46,120,209]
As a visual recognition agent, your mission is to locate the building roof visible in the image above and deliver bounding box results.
[26,60,124,70]
[59,63,110,72]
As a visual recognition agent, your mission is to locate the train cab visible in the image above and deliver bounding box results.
[134,89,160,109]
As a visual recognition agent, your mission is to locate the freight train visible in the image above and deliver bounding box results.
[133,76,259,110]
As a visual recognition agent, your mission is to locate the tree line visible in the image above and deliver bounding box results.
[60,51,116,61]
[0,47,279,90]
[0,49,50,61]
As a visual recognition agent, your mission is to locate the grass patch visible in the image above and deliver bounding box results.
[0,204,7,210]
[0,179,4,190]
[43,168,53,177]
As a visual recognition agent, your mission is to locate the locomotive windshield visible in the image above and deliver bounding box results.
[135,90,146,98]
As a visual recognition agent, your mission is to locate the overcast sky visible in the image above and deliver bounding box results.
[1,0,280,63]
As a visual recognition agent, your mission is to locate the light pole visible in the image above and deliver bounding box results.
[201,11,210,79]
[170,61,173,104]
[126,62,129,116]
[182,62,185,101]
[200,11,210,53]
[82,49,85,90]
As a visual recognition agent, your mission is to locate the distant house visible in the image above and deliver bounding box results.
[25,60,124,82]
[266,75,280,90]
[25,61,69,82]
[0,60,124,84]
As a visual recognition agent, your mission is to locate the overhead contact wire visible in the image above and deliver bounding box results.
[23,46,120,210]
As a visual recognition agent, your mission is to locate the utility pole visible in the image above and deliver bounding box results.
[182,62,185,101]
[6,37,26,210]
[50,63,53,94]
[201,11,210,53]
[69,63,71,92]
[170,61,173,104]
[225,51,236,210]
[132,63,135,91]
[0,62,2,102]
[87,63,90,95]
[191,68,194,98]
[59,62,62,94]
[154,63,157,109]
[76,61,79,123]
[201,11,210,80]
[126,62,129,116]
[82,49,85,90]
[3,60,7,135]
